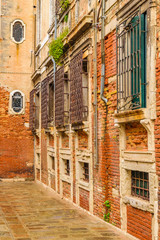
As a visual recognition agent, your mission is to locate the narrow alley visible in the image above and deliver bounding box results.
[0,182,134,240]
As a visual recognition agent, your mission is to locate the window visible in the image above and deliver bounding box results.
[12,91,23,113]
[10,90,25,115]
[11,20,25,43]
[131,171,149,200]
[83,163,89,182]
[64,73,69,125]
[65,160,70,176]
[49,155,55,171]
[35,92,40,129]
[116,11,147,111]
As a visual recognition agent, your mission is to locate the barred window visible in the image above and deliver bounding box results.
[83,163,89,182]
[12,91,23,113]
[12,20,25,43]
[116,11,147,111]
[65,160,70,176]
[131,171,149,200]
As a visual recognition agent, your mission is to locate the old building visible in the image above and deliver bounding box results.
[29,0,160,239]
[0,0,34,179]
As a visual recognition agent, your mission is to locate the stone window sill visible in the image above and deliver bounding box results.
[123,196,154,213]
[114,108,149,124]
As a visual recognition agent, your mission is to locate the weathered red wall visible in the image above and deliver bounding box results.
[0,86,34,179]
[127,205,152,240]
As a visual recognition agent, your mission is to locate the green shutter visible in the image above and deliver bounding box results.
[131,13,146,108]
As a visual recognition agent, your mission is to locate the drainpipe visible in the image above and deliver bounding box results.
[51,9,57,120]
[93,6,98,165]
[100,0,107,105]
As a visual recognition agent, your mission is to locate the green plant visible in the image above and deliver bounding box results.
[64,13,68,23]
[48,27,68,64]
[104,200,111,222]
[60,0,69,13]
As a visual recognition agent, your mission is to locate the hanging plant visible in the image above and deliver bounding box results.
[60,0,70,13]
[64,13,68,23]
[49,27,69,64]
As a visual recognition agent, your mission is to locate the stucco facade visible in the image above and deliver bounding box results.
[0,0,34,179]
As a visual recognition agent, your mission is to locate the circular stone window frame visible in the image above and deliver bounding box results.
[9,90,25,115]
[11,19,26,44]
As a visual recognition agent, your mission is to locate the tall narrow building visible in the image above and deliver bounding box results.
[0,0,34,179]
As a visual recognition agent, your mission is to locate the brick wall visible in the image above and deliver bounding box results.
[93,31,121,227]
[36,169,40,181]
[41,131,48,185]
[126,122,148,151]
[78,130,88,149]
[62,133,69,148]
[72,134,76,203]
[50,174,56,190]
[127,205,152,240]
[79,187,89,211]
[155,5,160,238]
[49,134,54,147]
[0,86,34,179]
[63,181,71,199]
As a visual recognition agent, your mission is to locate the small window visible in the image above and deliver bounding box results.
[12,91,23,113]
[83,163,89,182]
[48,155,55,171]
[65,160,70,176]
[11,20,25,43]
[131,171,149,200]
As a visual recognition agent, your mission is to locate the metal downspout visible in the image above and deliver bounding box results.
[100,0,107,105]
[93,6,98,165]
[51,9,57,120]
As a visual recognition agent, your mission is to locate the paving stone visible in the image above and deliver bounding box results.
[0,182,134,240]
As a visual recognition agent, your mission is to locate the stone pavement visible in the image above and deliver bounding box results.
[0,182,135,240]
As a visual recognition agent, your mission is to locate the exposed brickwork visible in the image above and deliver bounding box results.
[155,6,160,239]
[36,169,40,181]
[72,133,76,203]
[57,135,60,194]
[127,205,152,240]
[62,181,71,199]
[78,130,88,149]
[79,187,89,211]
[0,87,34,179]
[41,131,48,185]
[49,134,54,147]
[126,122,148,151]
[62,133,69,148]
[93,31,121,227]
[36,136,40,147]
[50,174,56,190]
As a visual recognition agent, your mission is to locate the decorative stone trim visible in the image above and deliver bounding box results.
[11,19,25,44]
[9,90,25,115]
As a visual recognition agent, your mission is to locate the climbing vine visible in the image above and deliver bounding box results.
[49,27,68,64]
[104,200,111,222]
[60,0,70,14]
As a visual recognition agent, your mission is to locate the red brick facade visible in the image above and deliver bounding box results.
[79,188,89,211]
[127,206,152,240]
[0,87,34,179]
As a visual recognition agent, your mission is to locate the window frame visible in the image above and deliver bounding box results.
[11,19,25,44]
[116,9,147,112]
[9,90,25,115]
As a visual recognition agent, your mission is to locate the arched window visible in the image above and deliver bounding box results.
[11,20,25,43]
[12,91,23,113]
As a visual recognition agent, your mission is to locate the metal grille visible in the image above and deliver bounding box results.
[55,67,69,127]
[12,92,23,113]
[116,10,146,112]
[29,89,35,131]
[13,21,24,42]
[41,77,49,129]
[131,171,149,200]
[70,51,88,124]
[65,160,70,176]
[83,163,89,182]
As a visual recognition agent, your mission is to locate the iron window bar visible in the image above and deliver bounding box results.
[131,171,149,201]
[83,163,89,182]
[65,160,70,176]
[116,9,147,112]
